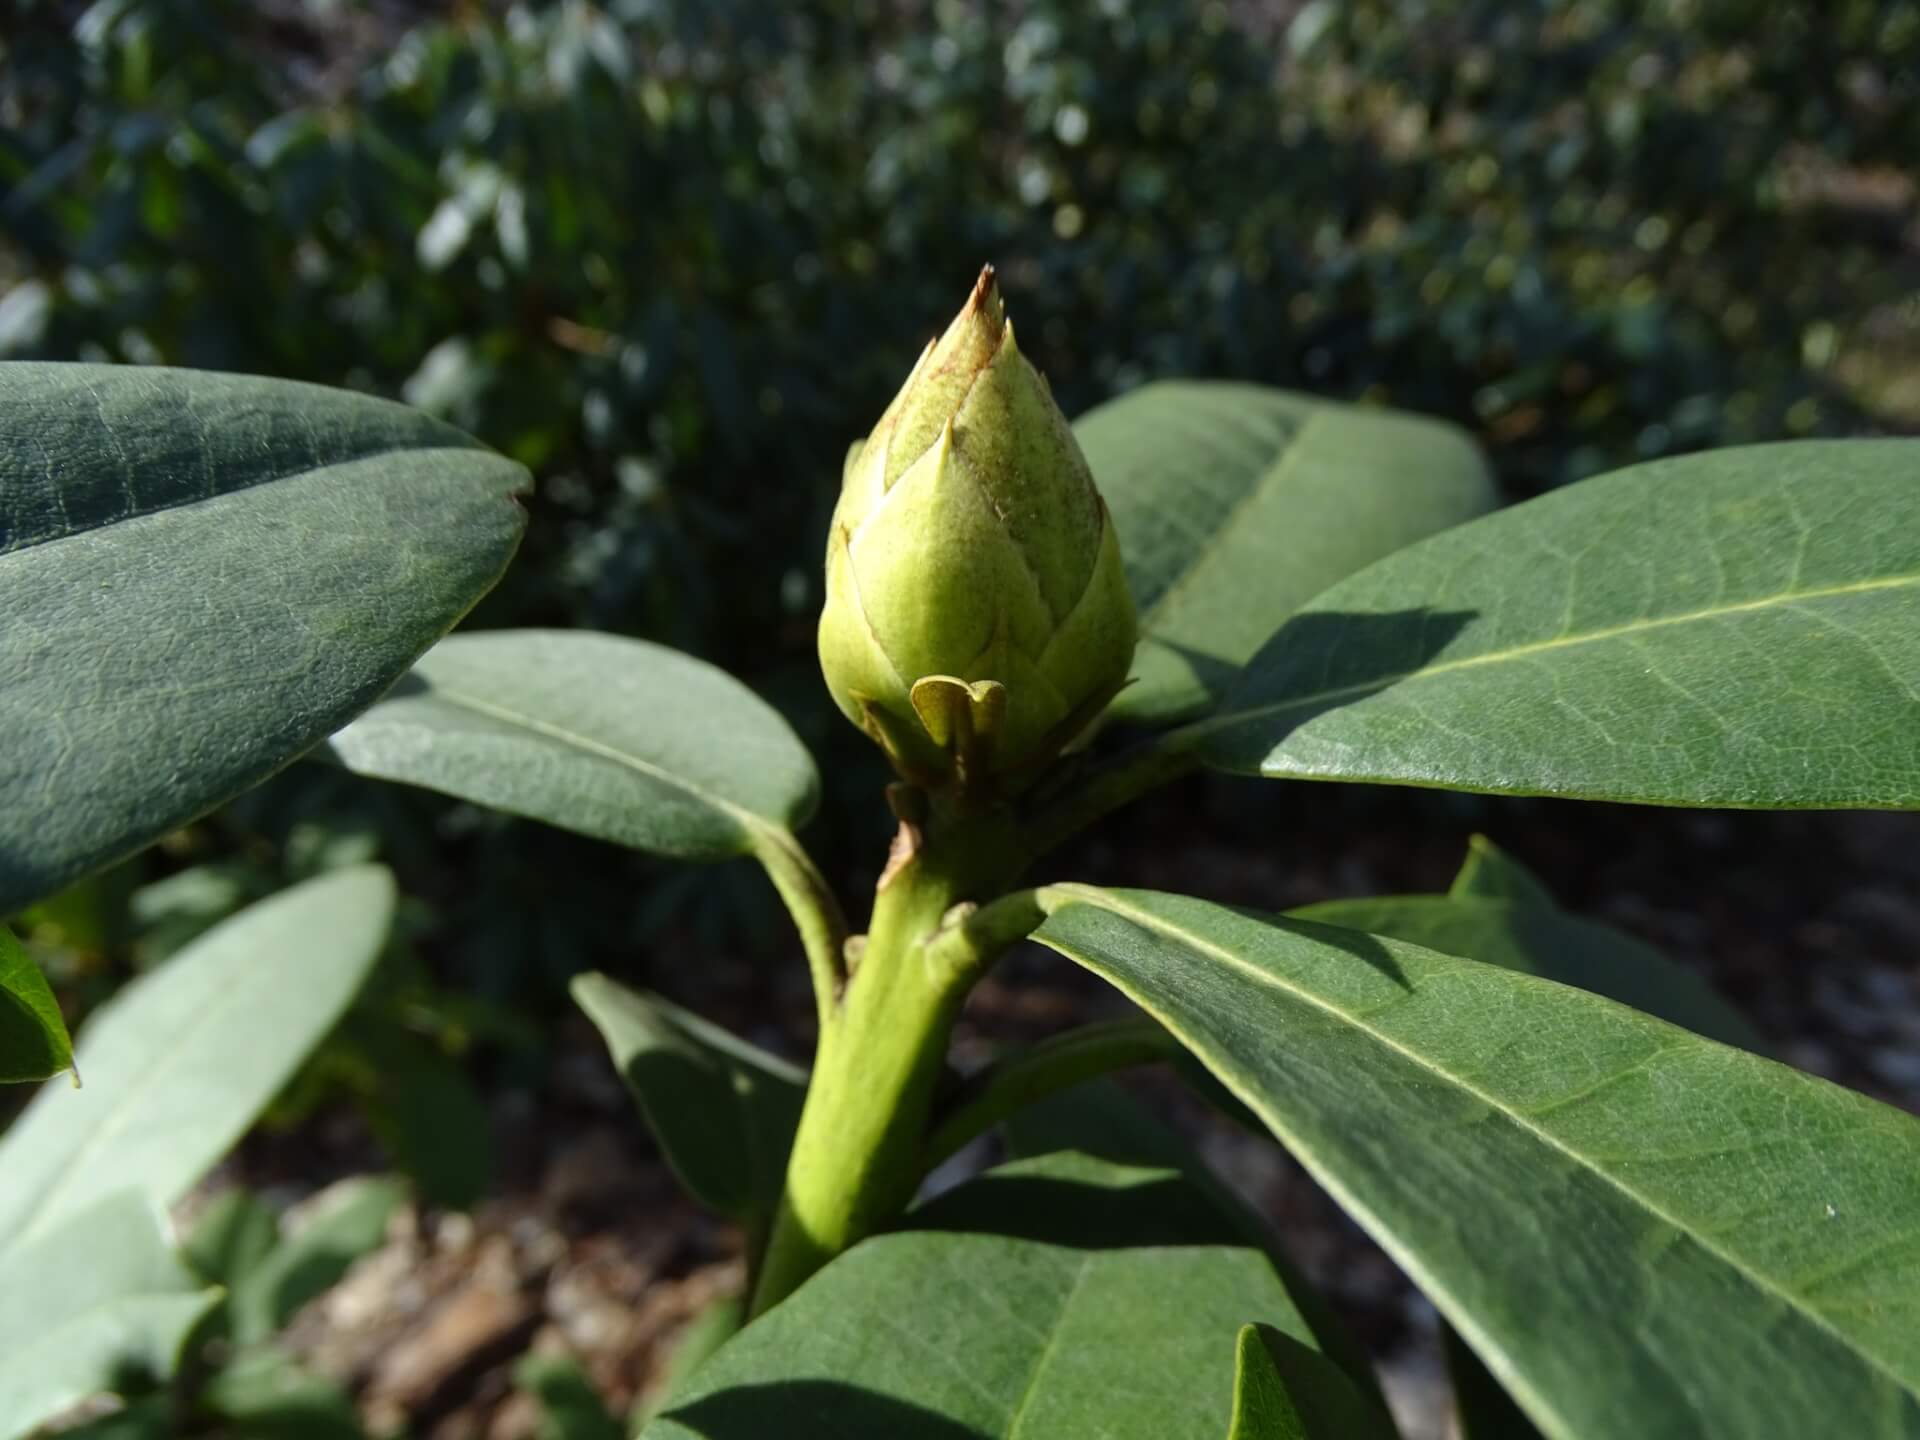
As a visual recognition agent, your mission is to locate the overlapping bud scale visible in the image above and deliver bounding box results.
[818,267,1136,791]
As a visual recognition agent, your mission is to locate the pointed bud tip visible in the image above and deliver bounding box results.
[965,263,1005,330]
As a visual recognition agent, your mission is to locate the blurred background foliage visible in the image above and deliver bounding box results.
[4,0,1918,1194]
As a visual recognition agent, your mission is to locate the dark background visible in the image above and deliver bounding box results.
[5,0,1918,1430]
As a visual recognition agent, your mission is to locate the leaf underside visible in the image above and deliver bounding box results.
[571,972,805,1224]
[0,1188,219,1438]
[0,866,395,1253]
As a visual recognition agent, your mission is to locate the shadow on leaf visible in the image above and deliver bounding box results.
[1227,904,1412,991]
[1215,604,1478,738]
[905,1159,1240,1250]
[661,1381,987,1440]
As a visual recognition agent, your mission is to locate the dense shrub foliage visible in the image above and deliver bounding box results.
[7,0,1916,659]
[4,0,1916,1030]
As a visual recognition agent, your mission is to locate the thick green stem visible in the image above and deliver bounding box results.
[749,814,1015,1316]
[920,1016,1180,1172]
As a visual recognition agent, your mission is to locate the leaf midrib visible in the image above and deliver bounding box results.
[411,683,774,839]
[1003,1252,1094,1438]
[0,442,487,559]
[1130,409,1320,631]
[1043,886,1915,1409]
[5,939,304,1250]
[1202,571,1920,737]
[0,1289,216,1412]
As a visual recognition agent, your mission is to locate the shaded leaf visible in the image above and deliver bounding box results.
[49,1396,172,1440]
[0,363,527,912]
[348,1020,492,1209]
[1294,850,1765,1053]
[1076,382,1495,725]
[0,920,70,1083]
[1447,835,1555,908]
[198,1345,365,1440]
[516,1352,626,1440]
[0,1188,220,1439]
[184,1187,280,1289]
[329,630,819,860]
[571,972,804,1226]
[1036,885,1920,1440]
[0,867,395,1252]
[1228,1324,1395,1440]
[229,1177,404,1345]
[646,1151,1335,1440]
[1004,1080,1386,1413]
[1201,441,1920,808]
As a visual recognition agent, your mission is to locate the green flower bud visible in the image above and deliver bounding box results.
[818,266,1136,791]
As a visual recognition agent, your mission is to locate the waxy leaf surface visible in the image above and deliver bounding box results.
[1075,382,1494,725]
[1296,859,1765,1053]
[647,1152,1333,1439]
[330,630,819,859]
[0,1188,219,1439]
[1201,441,1920,807]
[572,971,805,1225]
[0,866,393,1251]
[1036,885,1920,1440]
[0,363,527,912]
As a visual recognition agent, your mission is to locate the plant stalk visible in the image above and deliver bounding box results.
[748,813,1016,1316]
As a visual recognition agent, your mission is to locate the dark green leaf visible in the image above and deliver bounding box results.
[184,1187,280,1289]
[328,630,820,860]
[1036,885,1920,1440]
[348,1021,492,1209]
[571,972,804,1226]
[228,1177,404,1345]
[1228,1324,1309,1440]
[0,921,70,1083]
[0,364,527,913]
[1227,1324,1394,1440]
[1003,1080,1385,1412]
[1446,836,1555,908]
[49,1396,172,1440]
[1201,441,1920,808]
[1076,382,1495,725]
[0,867,395,1251]
[0,1188,220,1438]
[516,1352,626,1440]
[198,1345,365,1440]
[646,1151,1337,1439]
